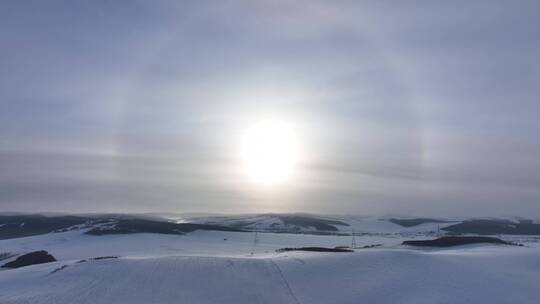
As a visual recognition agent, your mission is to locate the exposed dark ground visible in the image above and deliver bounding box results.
[2,250,56,268]
[389,218,453,227]
[402,236,512,247]
[276,247,354,253]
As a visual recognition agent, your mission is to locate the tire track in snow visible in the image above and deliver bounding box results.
[269,259,301,304]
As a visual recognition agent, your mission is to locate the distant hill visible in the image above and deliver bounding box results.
[2,213,540,240]
[389,218,453,227]
[0,214,241,240]
[277,215,349,231]
[443,219,540,235]
[188,213,350,234]
[86,219,242,235]
[0,215,94,240]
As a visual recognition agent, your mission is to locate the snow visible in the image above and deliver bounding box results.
[338,216,459,235]
[1,229,540,303]
[0,257,300,304]
[276,248,540,304]
[0,229,398,259]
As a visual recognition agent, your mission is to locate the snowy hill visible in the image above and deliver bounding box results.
[187,214,540,237]
[2,213,540,303]
[187,213,460,236]
[0,228,539,304]
[0,256,299,304]
[3,213,540,241]
[0,214,240,240]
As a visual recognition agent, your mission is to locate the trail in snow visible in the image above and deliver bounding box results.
[0,256,300,304]
[269,259,301,304]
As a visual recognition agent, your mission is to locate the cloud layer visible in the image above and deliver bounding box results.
[1,1,540,216]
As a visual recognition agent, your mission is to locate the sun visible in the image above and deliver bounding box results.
[241,120,299,185]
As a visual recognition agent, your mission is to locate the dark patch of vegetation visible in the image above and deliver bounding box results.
[360,243,383,249]
[276,247,353,253]
[336,243,383,250]
[389,218,453,227]
[0,215,92,240]
[278,215,349,231]
[91,256,118,260]
[442,219,540,235]
[50,264,68,274]
[402,236,512,247]
[1,250,56,268]
[85,219,243,236]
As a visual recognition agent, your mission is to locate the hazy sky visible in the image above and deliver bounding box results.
[1,0,540,216]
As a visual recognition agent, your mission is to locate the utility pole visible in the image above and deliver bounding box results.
[250,224,259,256]
[351,228,357,249]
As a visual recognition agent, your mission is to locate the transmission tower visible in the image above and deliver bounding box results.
[250,228,259,255]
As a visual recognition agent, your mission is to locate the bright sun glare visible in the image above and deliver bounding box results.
[242,120,299,185]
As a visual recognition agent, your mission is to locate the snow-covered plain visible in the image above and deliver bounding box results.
[1,229,539,303]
